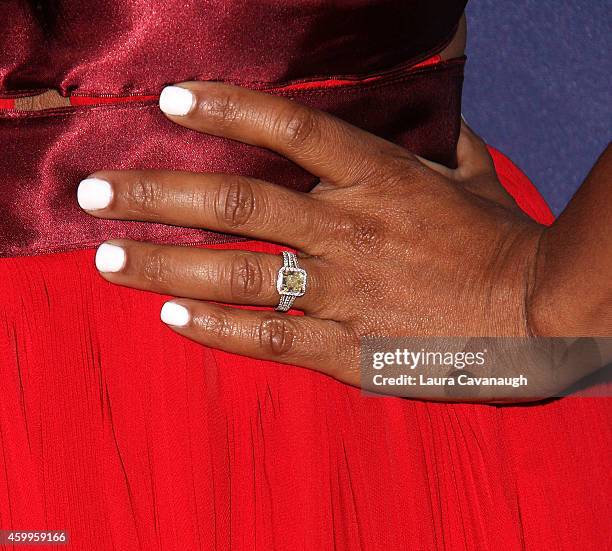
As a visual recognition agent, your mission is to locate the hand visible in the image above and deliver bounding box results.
[78,82,549,395]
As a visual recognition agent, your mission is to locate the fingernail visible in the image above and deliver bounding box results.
[161,301,191,327]
[159,86,194,116]
[77,178,112,210]
[95,243,126,272]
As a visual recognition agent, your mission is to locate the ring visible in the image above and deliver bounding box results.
[275,251,308,312]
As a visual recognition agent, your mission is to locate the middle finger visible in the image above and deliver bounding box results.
[78,170,337,255]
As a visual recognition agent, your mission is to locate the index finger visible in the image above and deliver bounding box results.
[158,81,417,186]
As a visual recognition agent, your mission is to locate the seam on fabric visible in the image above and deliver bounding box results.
[0,59,464,120]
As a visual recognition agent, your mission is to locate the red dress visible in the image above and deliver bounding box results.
[1,2,610,549]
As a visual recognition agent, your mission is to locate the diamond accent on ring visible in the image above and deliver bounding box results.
[277,267,307,297]
[276,251,307,312]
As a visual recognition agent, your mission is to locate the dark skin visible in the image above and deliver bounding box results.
[76,78,611,401]
[531,148,612,336]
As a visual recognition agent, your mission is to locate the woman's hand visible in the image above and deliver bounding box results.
[77,81,548,393]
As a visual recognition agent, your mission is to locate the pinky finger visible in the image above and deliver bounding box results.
[159,299,355,376]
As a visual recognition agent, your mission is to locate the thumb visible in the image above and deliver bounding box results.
[454,117,497,180]
[451,119,522,210]
[416,118,521,211]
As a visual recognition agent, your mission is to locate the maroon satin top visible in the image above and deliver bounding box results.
[1,0,467,257]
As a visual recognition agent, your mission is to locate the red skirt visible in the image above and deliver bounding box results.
[0,146,610,551]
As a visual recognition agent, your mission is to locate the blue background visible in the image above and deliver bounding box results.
[462,1,611,215]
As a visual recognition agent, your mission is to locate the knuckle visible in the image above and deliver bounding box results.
[201,309,235,340]
[402,162,438,192]
[336,216,384,255]
[126,175,164,214]
[280,105,320,151]
[258,316,297,357]
[385,150,416,173]
[229,254,265,299]
[372,154,413,191]
[142,247,173,285]
[216,176,257,228]
[199,93,241,129]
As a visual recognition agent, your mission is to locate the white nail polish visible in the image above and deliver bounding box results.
[159,86,194,116]
[95,243,126,273]
[161,302,191,327]
[77,178,113,210]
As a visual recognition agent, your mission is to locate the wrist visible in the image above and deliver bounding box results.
[527,226,612,337]
[527,146,612,337]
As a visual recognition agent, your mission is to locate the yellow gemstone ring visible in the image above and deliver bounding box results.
[275,251,308,312]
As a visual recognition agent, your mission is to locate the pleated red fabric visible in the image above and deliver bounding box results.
[1,150,610,550]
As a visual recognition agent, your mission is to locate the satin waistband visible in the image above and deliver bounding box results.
[0,58,464,258]
[0,0,466,97]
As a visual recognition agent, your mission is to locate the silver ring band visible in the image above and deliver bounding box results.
[275,251,307,312]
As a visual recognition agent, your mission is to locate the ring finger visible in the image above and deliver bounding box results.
[94,240,333,315]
